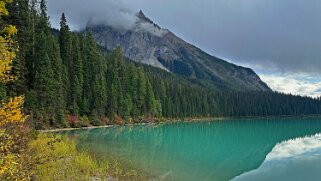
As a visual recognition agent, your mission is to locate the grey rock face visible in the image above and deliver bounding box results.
[86,11,270,91]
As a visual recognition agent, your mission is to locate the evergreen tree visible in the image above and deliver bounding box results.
[145,80,157,117]
[81,33,107,116]
[5,0,31,95]
[5,1,321,128]
[59,13,72,111]
[106,48,121,118]
[69,34,84,114]
[128,64,139,118]
[136,67,147,117]
[47,35,67,127]
[33,33,56,127]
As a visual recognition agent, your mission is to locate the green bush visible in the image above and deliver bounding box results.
[28,133,146,180]
[79,116,90,127]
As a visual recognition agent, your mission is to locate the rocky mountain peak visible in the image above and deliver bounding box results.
[136,10,162,30]
[86,11,270,92]
[137,10,148,21]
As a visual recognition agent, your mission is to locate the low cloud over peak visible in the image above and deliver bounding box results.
[48,0,321,75]
[48,0,137,30]
[48,0,321,97]
[48,0,168,37]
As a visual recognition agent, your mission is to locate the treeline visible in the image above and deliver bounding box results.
[144,65,321,118]
[3,0,321,129]
[5,0,160,128]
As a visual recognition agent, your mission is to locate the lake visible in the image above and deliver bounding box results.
[60,118,321,181]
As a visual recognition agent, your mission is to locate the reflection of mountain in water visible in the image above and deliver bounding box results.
[233,134,321,181]
[61,118,321,181]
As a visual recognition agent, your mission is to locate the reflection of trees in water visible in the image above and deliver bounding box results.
[61,118,321,181]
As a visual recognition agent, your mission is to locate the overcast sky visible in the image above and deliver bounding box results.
[47,0,321,97]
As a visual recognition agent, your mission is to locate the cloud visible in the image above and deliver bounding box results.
[47,0,168,37]
[48,0,138,30]
[135,22,168,37]
[47,0,321,96]
[121,0,321,75]
[48,0,321,73]
[232,134,321,181]
[260,74,321,98]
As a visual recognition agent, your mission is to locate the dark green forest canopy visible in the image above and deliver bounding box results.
[3,0,321,129]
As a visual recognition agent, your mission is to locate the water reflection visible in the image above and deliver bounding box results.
[232,134,321,181]
[60,118,321,181]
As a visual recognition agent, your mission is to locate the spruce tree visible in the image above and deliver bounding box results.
[33,33,56,127]
[145,80,156,117]
[47,35,67,127]
[136,67,147,117]
[5,0,31,95]
[106,49,120,118]
[59,13,72,112]
[69,35,84,114]
[127,64,138,118]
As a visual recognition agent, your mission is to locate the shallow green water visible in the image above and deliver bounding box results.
[61,118,321,181]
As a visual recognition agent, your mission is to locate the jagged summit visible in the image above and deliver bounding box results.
[86,12,270,92]
[136,10,163,30]
[137,10,150,22]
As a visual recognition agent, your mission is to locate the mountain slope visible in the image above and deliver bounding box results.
[86,10,270,91]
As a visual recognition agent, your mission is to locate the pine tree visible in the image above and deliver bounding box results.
[136,67,147,117]
[106,48,120,118]
[47,35,66,127]
[145,80,156,117]
[122,65,134,121]
[82,33,107,117]
[33,33,56,127]
[79,35,90,115]
[5,0,31,95]
[38,0,50,34]
[114,47,126,117]
[59,13,72,112]
[69,34,84,115]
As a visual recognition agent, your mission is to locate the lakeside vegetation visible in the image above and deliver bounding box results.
[0,0,141,180]
[3,0,321,130]
[29,133,144,181]
[1,131,145,180]
[1,0,321,180]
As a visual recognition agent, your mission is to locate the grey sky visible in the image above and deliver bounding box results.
[125,0,321,74]
[47,0,321,96]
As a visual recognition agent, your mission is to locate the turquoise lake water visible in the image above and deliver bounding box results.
[60,118,321,181]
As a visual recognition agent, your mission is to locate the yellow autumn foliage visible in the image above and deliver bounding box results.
[0,97,28,179]
[0,96,27,127]
[0,95,29,180]
[0,124,31,180]
[0,23,17,82]
[0,0,13,16]
[0,0,30,180]
[0,96,28,179]
[0,0,24,125]
[0,0,17,82]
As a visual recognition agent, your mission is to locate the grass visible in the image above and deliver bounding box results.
[28,133,146,181]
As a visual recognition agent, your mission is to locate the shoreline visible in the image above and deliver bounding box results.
[39,125,114,133]
[39,114,321,133]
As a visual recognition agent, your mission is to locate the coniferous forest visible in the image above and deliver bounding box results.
[3,1,321,180]
[2,0,321,129]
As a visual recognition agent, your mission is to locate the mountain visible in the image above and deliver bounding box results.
[86,10,270,92]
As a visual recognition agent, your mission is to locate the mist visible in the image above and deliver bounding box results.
[47,0,168,37]
[47,0,321,96]
[48,0,138,30]
[48,0,321,75]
